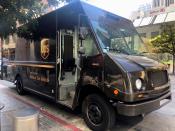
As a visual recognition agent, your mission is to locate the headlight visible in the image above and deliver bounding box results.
[135,79,142,90]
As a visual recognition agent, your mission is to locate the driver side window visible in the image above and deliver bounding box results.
[82,32,99,56]
[79,15,99,57]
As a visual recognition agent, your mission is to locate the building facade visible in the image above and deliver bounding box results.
[131,0,175,40]
[152,0,174,8]
[130,0,175,65]
[131,0,175,20]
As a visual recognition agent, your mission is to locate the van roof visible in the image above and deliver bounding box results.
[17,0,131,39]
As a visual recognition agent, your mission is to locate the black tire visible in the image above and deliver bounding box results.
[82,94,116,131]
[16,76,25,95]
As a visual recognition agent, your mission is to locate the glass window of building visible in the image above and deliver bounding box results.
[139,33,146,38]
[153,0,157,7]
[165,0,170,6]
[133,18,142,27]
[165,12,175,22]
[140,16,153,26]
[157,0,160,6]
[5,37,10,45]
[154,0,161,7]
[151,31,159,38]
[12,34,17,43]
[170,0,174,4]
[154,13,167,24]
[161,0,164,6]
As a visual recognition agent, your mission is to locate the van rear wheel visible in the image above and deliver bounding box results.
[82,94,116,131]
[16,77,25,95]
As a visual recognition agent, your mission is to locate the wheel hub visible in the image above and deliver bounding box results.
[87,104,103,125]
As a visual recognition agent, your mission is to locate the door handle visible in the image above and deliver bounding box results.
[57,58,60,64]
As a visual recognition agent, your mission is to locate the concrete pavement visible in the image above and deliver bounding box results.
[0,81,86,131]
[0,75,175,131]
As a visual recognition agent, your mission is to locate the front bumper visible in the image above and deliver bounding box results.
[116,91,171,116]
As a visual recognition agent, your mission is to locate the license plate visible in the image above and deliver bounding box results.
[160,99,169,106]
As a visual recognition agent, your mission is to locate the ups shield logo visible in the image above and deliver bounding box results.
[41,39,49,59]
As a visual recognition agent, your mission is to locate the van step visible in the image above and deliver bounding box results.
[57,97,74,108]
[69,91,75,98]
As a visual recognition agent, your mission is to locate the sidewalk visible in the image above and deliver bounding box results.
[0,81,83,131]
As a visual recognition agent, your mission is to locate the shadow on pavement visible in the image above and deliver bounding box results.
[111,115,143,131]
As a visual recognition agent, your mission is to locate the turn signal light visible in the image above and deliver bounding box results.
[114,89,119,95]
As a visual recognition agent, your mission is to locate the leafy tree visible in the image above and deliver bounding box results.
[151,24,175,74]
[0,0,71,38]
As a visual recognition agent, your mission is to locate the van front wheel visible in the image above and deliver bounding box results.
[82,94,116,131]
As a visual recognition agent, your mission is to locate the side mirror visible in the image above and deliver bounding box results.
[78,46,85,55]
[79,27,89,40]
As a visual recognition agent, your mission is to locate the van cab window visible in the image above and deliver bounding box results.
[90,16,148,55]
[82,31,99,56]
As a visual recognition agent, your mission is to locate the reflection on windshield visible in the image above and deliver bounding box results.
[91,15,148,55]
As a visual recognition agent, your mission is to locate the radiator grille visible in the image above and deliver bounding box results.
[148,70,168,87]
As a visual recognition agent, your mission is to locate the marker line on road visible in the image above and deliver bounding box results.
[4,91,82,131]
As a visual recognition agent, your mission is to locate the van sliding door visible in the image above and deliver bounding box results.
[56,28,78,108]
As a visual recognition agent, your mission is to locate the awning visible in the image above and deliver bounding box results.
[133,18,142,27]
[140,16,153,26]
[154,13,167,24]
[165,12,175,22]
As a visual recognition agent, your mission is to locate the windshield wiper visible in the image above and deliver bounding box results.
[104,47,130,55]
[139,51,149,55]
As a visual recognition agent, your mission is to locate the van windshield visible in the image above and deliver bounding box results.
[90,15,148,55]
